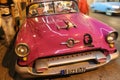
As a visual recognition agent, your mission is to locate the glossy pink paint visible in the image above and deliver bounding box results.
[15,12,116,66]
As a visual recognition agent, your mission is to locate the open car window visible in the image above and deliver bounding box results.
[54,1,78,13]
[28,2,54,17]
[28,1,78,17]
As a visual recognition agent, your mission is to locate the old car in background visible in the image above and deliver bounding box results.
[91,0,120,16]
[14,0,119,78]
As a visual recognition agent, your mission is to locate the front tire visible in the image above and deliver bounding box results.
[91,7,97,13]
[106,10,112,16]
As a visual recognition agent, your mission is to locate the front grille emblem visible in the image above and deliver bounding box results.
[61,38,80,48]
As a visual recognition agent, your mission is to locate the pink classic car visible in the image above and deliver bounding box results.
[15,0,119,78]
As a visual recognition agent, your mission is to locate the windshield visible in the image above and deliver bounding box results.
[108,0,120,2]
[27,1,78,17]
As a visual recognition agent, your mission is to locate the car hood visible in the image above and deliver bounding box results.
[16,13,114,64]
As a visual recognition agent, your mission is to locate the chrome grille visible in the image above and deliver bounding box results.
[35,51,106,71]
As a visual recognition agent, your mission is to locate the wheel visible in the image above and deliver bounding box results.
[91,7,97,13]
[106,10,112,16]
[92,9,97,13]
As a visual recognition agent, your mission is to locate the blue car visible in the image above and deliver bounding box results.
[91,1,120,16]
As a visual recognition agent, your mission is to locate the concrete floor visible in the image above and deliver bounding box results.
[0,12,120,80]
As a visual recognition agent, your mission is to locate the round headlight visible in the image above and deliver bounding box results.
[15,43,29,57]
[106,32,118,43]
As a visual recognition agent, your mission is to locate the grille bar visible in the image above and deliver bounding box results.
[35,51,106,71]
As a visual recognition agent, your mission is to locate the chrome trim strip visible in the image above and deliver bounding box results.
[110,50,119,60]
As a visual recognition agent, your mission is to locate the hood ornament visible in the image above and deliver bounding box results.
[57,20,76,30]
[61,38,80,48]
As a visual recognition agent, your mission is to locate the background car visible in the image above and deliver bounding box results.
[91,0,120,16]
[14,0,119,78]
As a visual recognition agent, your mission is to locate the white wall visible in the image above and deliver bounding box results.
[87,0,94,5]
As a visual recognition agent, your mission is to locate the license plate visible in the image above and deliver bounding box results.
[60,67,86,75]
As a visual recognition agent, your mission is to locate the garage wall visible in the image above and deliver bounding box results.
[0,0,7,3]
[88,0,94,5]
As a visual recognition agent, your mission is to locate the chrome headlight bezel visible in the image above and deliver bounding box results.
[15,43,29,57]
[106,31,118,44]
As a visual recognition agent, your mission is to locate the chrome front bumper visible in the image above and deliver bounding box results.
[15,50,119,78]
[109,10,120,13]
